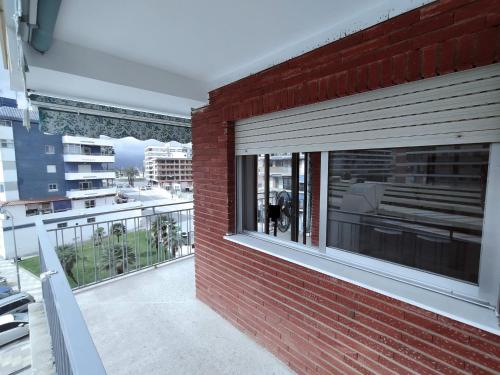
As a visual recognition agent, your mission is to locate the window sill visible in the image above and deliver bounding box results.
[223,233,500,335]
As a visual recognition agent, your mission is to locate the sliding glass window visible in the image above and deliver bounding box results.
[242,152,315,246]
[326,144,489,283]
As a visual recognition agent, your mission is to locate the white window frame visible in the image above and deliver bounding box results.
[48,183,58,192]
[0,139,14,148]
[46,165,56,173]
[84,199,96,209]
[233,143,500,331]
[45,145,55,154]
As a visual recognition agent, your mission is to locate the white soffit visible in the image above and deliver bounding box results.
[4,0,434,116]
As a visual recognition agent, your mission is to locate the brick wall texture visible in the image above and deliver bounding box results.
[192,1,500,374]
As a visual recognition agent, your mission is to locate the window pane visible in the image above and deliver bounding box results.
[257,153,293,239]
[327,144,489,283]
[256,153,314,246]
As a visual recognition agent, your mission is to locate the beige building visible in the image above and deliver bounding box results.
[144,141,193,190]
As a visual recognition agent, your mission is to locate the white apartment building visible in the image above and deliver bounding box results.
[144,141,193,191]
[0,117,19,202]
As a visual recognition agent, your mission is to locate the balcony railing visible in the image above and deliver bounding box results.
[64,151,115,156]
[43,201,194,289]
[36,219,106,374]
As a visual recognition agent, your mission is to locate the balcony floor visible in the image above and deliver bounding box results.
[75,256,294,375]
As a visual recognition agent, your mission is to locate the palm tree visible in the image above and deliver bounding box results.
[123,167,136,187]
[55,244,78,283]
[112,223,126,242]
[151,215,183,259]
[100,243,136,275]
[92,226,105,246]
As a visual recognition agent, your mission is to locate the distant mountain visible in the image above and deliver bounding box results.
[101,136,164,169]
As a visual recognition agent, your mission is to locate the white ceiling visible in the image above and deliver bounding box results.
[4,0,433,116]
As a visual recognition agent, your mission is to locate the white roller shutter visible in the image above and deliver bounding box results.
[235,63,500,155]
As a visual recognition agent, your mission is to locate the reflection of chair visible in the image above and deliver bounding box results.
[415,234,451,275]
[366,227,403,263]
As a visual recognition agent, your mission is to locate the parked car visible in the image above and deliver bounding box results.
[0,313,29,347]
[140,186,146,191]
[146,185,152,190]
[0,276,7,285]
[0,293,34,316]
[0,285,15,300]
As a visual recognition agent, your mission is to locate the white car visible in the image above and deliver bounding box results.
[0,313,29,347]
[0,293,34,316]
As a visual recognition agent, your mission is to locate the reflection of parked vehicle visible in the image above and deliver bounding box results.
[0,276,7,285]
[0,285,15,300]
[0,293,34,316]
[0,313,29,347]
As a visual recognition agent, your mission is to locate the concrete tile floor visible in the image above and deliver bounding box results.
[76,256,294,375]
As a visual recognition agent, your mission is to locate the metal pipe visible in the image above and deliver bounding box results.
[10,213,21,291]
[1,207,21,291]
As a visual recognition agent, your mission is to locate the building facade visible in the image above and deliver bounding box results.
[62,135,116,208]
[144,141,193,191]
[0,101,117,258]
[192,2,500,374]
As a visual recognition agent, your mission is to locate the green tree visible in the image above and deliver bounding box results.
[100,244,136,275]
[92,226,105,246]
[56,244,78,284]
[151,215,184,259]
[123,167,136,187]
[111,223,126,242]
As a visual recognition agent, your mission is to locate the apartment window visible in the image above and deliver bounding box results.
[242,153,314,245]
[47,165,57,173]
[238,143,499,305]
[84,199,96,208]
[326,144,489,283]
[45,145,55,154]
[79,181,93,190]
[0,139,14,148]
[48,183,58,192]
[87,217,96,223]
[64,144,81,154]
[57,222,68,228]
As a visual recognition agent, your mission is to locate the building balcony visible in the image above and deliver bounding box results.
[65,171,116,180]
[30,202,290,374]
[62,135,114,147]
[63,154,115,163]
[76,257,291,375]
[66,186,116,199]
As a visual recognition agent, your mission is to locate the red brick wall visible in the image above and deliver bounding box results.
[192,1,500,373]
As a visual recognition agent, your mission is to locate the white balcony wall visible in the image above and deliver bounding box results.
[0,149,16,161]
[0,126,13,140]
[63,154,115,163]
[66,187,117,199]
[65,171,116,180]
[62,135,114,146]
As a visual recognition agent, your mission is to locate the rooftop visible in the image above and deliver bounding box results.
[75,256,293,375]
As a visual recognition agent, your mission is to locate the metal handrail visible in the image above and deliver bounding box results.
[36,219,106,374]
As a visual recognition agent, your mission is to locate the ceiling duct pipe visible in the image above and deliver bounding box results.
[29,0,61,53]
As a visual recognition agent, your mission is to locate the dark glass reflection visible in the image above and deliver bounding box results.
[327,144,489,283]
